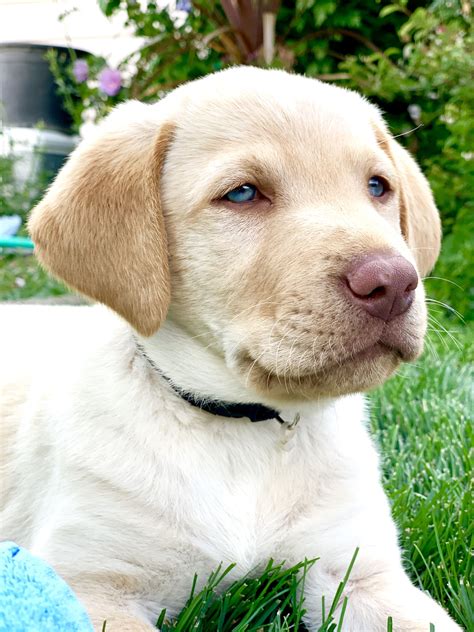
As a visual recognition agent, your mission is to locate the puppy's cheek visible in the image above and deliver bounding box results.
[222,327,264,378]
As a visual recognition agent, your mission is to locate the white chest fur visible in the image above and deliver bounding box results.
[31,345,377,575]
[1,306,386,621]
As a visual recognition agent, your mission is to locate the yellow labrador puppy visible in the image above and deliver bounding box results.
[1,67,460,631]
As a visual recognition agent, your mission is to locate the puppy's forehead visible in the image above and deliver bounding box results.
[174,67,379,150]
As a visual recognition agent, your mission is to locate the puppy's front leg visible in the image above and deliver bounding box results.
[303,562,462,631]
[75,590,158,632]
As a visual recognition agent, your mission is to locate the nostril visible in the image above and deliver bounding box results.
[366,286,386,300]
[345,275,388,300]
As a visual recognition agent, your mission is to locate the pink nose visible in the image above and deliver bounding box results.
[344,254,418,321]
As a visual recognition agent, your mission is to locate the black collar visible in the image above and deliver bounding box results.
[164,379,285,423]
[182,396,283,423]
[136,342,284,423]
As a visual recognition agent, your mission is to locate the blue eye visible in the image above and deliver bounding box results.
[368,176,389,198]
[224,184,257,203]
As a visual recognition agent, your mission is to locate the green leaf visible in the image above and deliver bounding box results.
[379,5,404,18]
[98,0,121,17]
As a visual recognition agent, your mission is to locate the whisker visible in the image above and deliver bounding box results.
[392,124,423,139]
[426,297,465,322]
[427,315,461,351]
[423,276,464,291]
[186,298,283,343]
[242,315,292,389]
[426,324,448,354]
[292,334,309,389]
[407,245,439,252]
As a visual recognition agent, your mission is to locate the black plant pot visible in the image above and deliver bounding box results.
[0,43,87,134]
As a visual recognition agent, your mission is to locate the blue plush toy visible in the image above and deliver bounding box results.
[0,541,94,632]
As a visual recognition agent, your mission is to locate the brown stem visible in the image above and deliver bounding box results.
[315,72,351,81]
[299,28,385,55]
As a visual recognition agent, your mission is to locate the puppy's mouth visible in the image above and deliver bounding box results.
[343,340,402,363]
[234,330,419,398]
[246,339,400,379]
[348,325,420,363]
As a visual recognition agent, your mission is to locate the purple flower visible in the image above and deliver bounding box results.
[176,0,191,12]
[98,68,122,97]
[72,59,88,83]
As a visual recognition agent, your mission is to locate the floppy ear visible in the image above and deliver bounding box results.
[388,138,441,276]
[377,126,441,277]
[29,102,174,336]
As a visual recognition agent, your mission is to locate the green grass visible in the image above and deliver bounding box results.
[154,552,360,632]
[2,253,472,630]
[156,559,315,632]
[370,323,473,630]
[0,252,68,300]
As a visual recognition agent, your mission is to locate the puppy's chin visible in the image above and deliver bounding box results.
[233,344,411,400]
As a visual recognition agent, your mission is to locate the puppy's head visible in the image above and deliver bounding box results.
[29,67,440,399]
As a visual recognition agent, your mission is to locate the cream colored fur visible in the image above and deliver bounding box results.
[1,68,458,631]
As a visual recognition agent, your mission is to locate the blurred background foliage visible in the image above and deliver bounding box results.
[1,0,472,321]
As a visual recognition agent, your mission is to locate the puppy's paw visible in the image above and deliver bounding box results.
[389,609,463,632]
[97,618,155,632]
